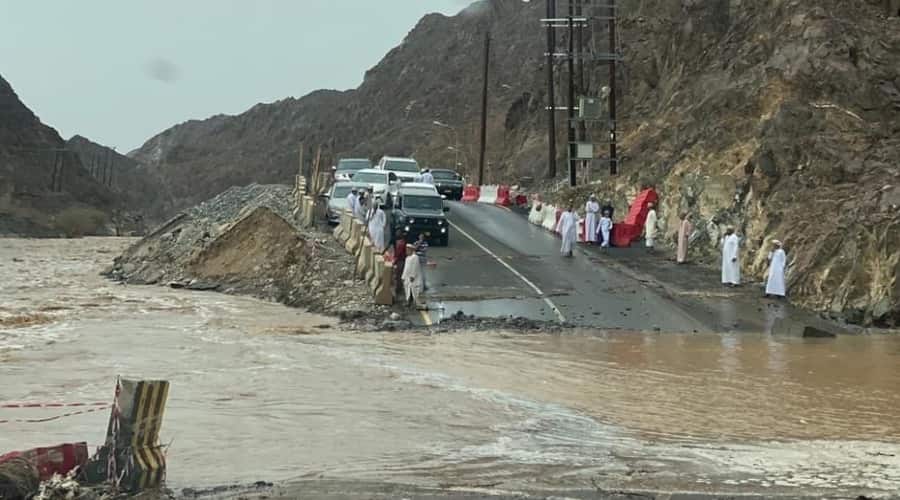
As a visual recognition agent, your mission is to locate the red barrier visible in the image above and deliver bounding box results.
[604,188,659,247]
[612,223,641,247]
[514,194,528,206]
[461,185,480,202]
[0,443,89,481]
[495,185,512,206]
[623,188,659,227]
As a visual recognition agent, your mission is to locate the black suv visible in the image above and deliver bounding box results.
[391,185,451,246]
[430,169,465,200]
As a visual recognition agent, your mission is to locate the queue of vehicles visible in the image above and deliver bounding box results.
[324,155,459,246]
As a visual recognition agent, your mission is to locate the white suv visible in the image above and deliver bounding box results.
[376,156,421,183]
[351,168,400,204]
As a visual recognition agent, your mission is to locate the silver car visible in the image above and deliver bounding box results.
[324,181,369,224]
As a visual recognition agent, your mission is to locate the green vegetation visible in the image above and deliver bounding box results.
[53,207,108,238]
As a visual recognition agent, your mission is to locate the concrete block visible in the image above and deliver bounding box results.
[356,240,373,275]
[303,198,315,227]
[365,248,379,288]
[346,220,361,253]
[374,260,394,305]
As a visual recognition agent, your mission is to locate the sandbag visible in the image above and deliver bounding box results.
[0,457,40,500]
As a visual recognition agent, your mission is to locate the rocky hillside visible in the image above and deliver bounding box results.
[66,135,175,229]
[131,0,899,325]
[552,0,900,327]
[0,74,119,236]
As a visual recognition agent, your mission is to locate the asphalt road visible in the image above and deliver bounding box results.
[420,202,710,332]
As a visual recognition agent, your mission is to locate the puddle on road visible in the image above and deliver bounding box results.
[421,298,553,324]
[3,238,900,496]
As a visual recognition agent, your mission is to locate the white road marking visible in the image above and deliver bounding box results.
[448,221,567,323]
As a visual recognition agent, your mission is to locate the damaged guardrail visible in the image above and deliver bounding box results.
[292,175,393,306]
[0,377,170,498]
[292,175,317,229]
[333,209,393,306]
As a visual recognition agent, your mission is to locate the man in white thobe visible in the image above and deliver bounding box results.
[420,169,434,184]
[584,195,600,244]
[599,211,612,248]
[721,227,741,286]
[557,206,578,257]
[401,244,424,308]
[354,191,368,222]
[368,200,387,252]
[644,202,659,251]
[346,189,359,218]
[765,240,787,298]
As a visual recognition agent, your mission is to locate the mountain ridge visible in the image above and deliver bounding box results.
[129,0,900,324]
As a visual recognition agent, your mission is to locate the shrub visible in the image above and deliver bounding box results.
[53,207,108,237]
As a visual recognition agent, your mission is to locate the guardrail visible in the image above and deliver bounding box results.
[465,184,528,208]
[333,209,393,306]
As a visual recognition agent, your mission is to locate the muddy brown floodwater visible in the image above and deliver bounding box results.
[2,238,900,497]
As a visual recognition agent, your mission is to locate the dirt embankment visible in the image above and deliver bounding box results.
[105,184,385,319]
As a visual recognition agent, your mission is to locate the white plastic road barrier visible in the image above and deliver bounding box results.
[478,185,499,204]
[541,205,558,232]
[528,204,543,225]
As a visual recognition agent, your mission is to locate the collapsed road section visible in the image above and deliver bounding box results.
[105,184,386,320]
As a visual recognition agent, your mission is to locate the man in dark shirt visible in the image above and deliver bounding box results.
[393,230,408,294]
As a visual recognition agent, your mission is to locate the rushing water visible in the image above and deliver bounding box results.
[2,238,900,496]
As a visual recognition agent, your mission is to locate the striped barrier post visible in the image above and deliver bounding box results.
[82,379,169,492]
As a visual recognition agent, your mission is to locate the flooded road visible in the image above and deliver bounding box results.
[2,238,900,496]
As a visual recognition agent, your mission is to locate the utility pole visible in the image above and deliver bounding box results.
[545,0,557,179]
[105,149,112,187]
[608,0,619,175]
[566,2,576,187]
[478,32,490,186]
[575,0,587,180]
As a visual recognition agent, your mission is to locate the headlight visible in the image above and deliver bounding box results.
[408,218,415,224]
[437,220,443,226]
[440,227,447,234]
[404,225,411,232]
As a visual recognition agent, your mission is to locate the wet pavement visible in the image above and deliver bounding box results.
[424,203,706,331]
[2,238,900,498]
[423,202,853,338]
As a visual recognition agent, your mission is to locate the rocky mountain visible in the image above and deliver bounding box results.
[131,0,899,325]
[0,74,116,236]
[66,135,175,228]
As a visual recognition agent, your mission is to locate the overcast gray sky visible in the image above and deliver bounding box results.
[0,1,472,151]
